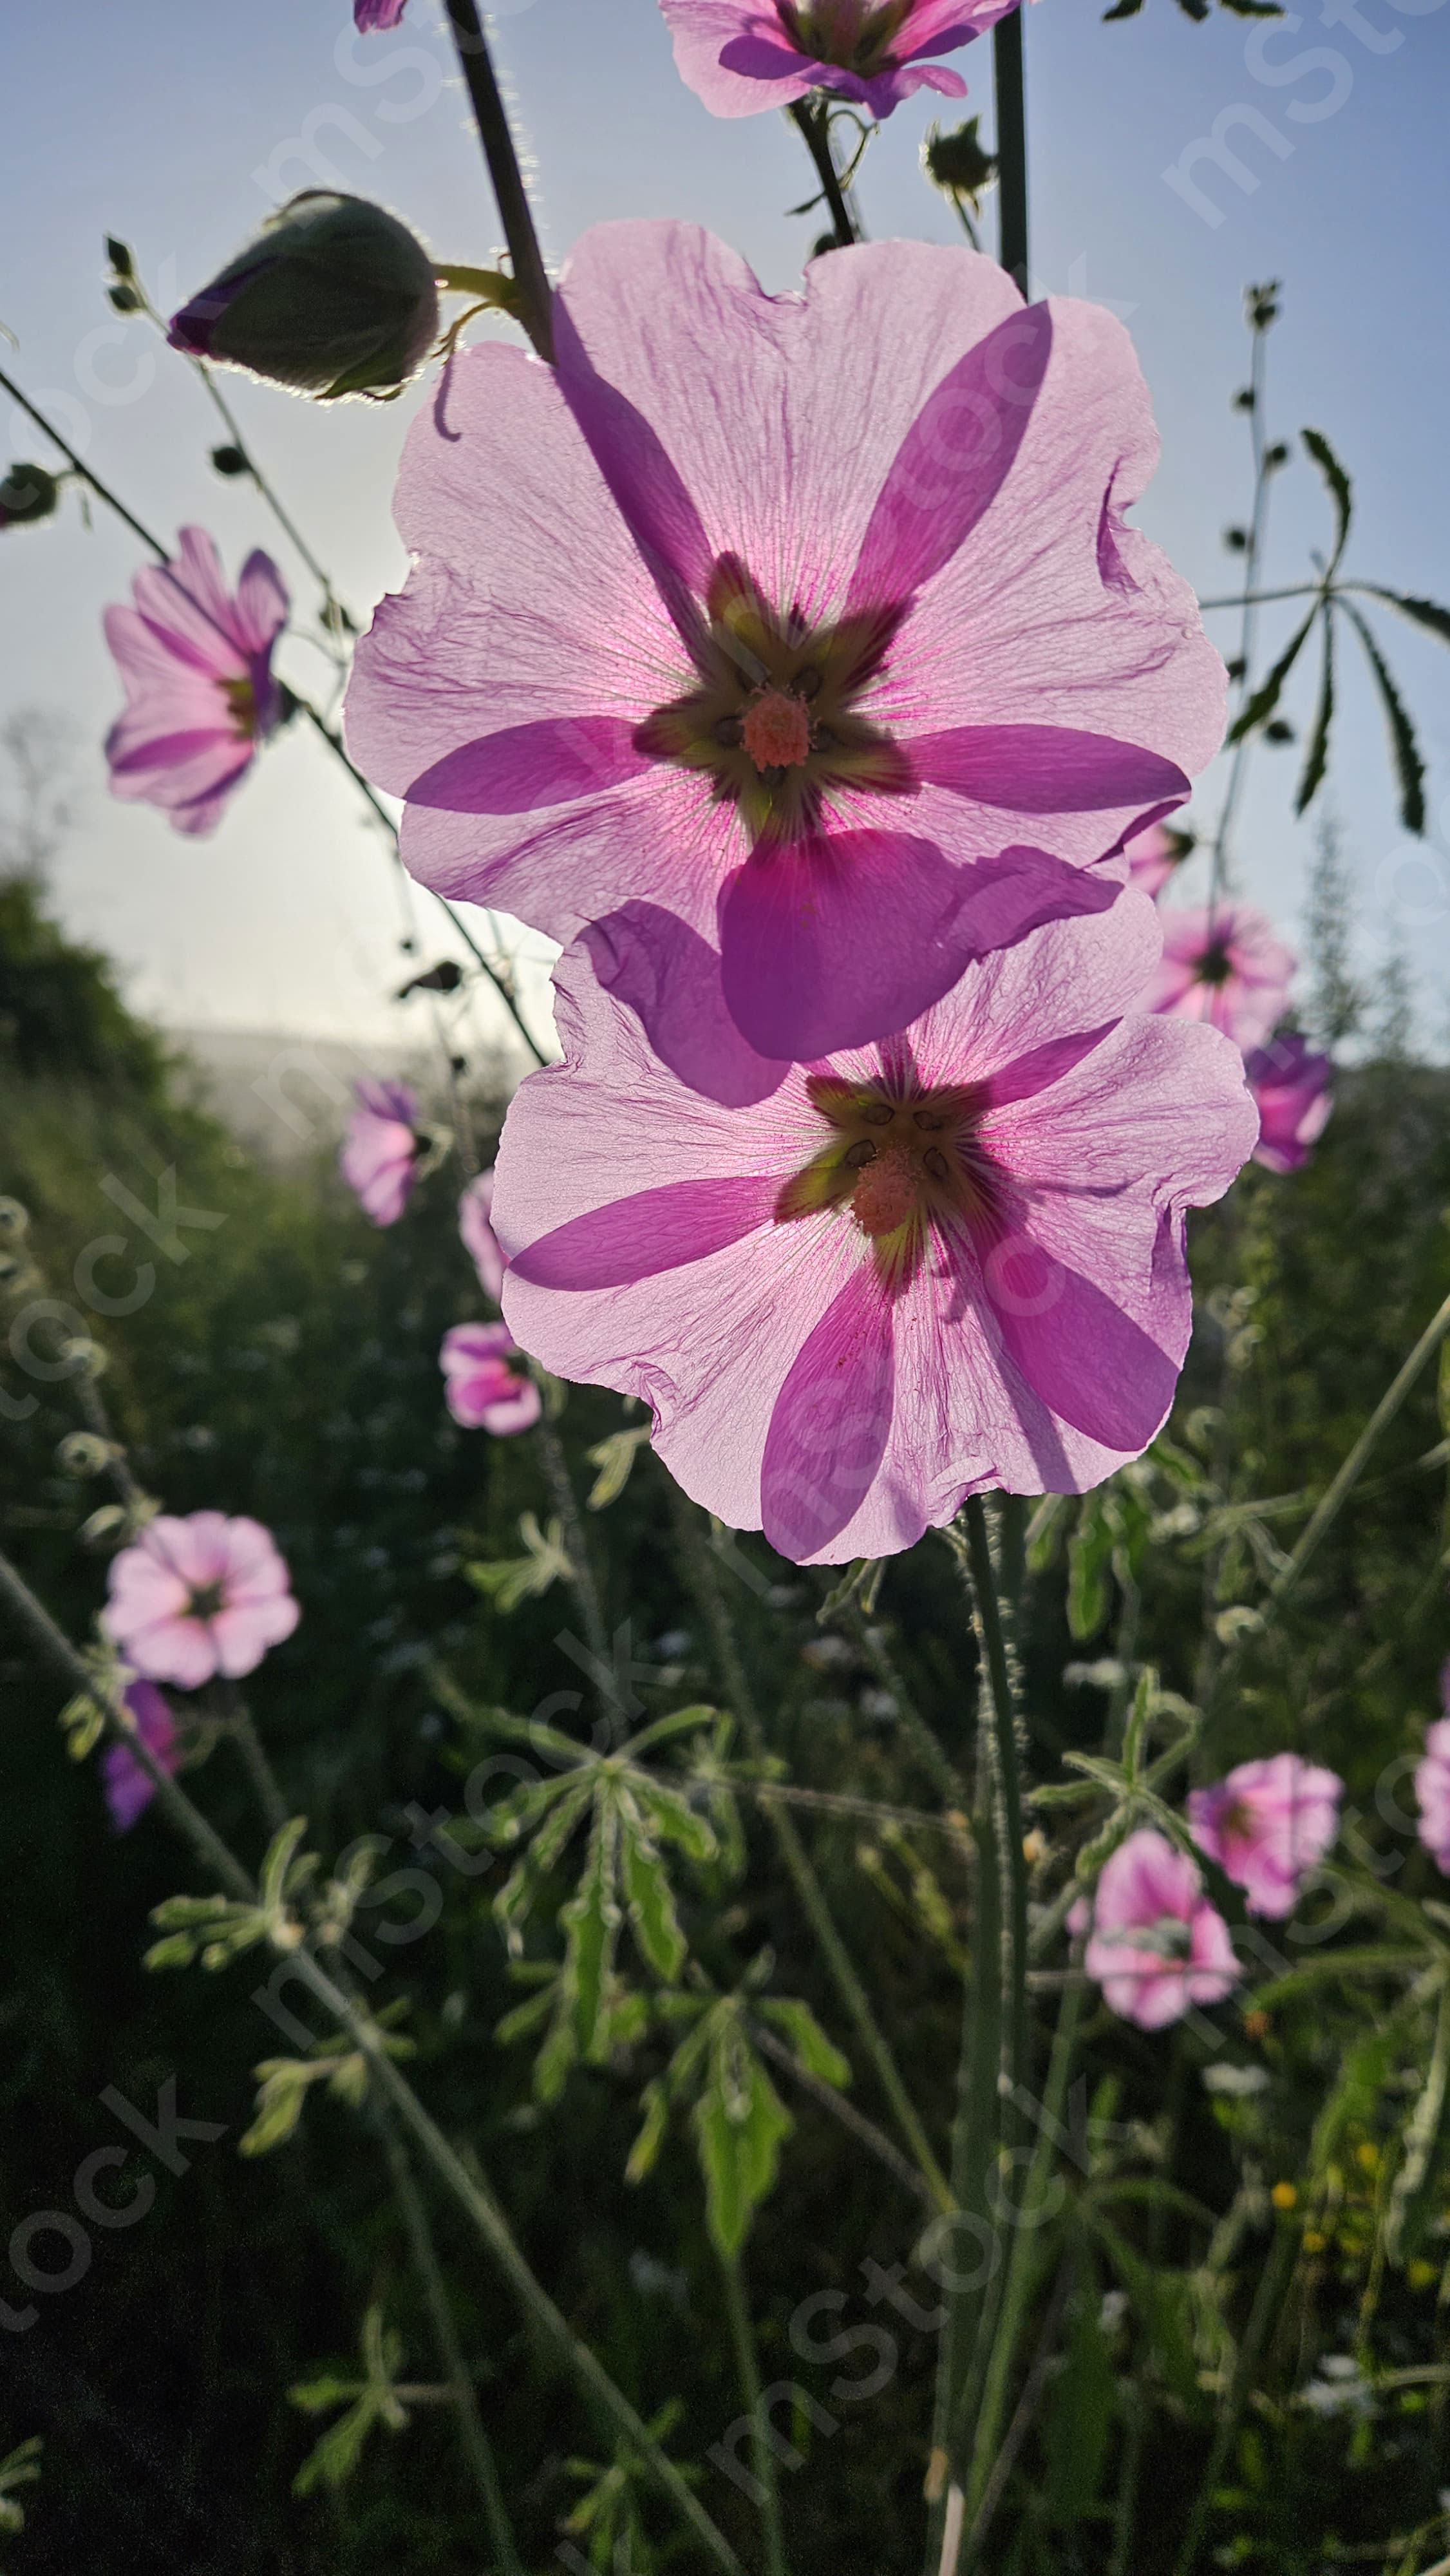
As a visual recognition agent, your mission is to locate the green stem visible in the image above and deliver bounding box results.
[720,2250,789,2576]
[377,2110,525,2573]
[0,1546,745,2576]
[991,14,1029,291]
[1170,2219,1297,2576]
[787,99,858,247]
[959,1502,1029,2131]
[752,2016,937,2210]
[670,1495,952,2211]
[535,1410,610,1673]
[444,0,554,361]
[1107,2380,1146,2576]
[223,1690,290,1842]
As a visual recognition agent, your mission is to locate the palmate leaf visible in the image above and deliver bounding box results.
[619,1807,688,1983]
[1361,584,1450,647]
[1340,600,1427,831]
[1225,601,1321,745]
[693,2034,794,2258]
[1295,596,1335,816]
[1301,426,1353,578]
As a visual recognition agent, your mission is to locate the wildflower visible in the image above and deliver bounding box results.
[347,222,1224,1064]
[356,0,410,23]
[458,1170,506,1300]
[102,1513,300,1690]
[659,0,1025,120]
[1082,1829,1239,2031]
[1415,1715,1450,1875]
[491,882,1256,1563]
[101,1680,182,1833]
[168,192,438,402]
[1147,902,1294,1051]
[440,1321,541,1433]
[340,1079,422,1226]
[1188,1752,1342,1919]
[104,528,289,837]
[1244,1030,1333,1175]
[1122,819,1192,900]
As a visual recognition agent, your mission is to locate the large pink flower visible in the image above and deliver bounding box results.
[104,527,288,837]
[1147,902,1294,1052]
[102,1680,181,1834]
[440,1321,541,1434]
[492,883,1256,1564]
[346,223,1224,1064]
[1083,1829,1239,2031]
[102,1513,300,1690]
[341,1079,421,1226]
[459,1171,506,1302]
[659,0,1020,120]
[1244,1031,1333,1175]
[1188,1753,1342,1920]
[1416,1717,1450,1876]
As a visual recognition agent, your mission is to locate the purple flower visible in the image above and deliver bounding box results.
[104,528,288,837]
[102,1514,300,1691]
[1188,1754,1343,1920]
[1147,903,1295,1052]
[459,1171,506,1301]
[356,0,410,23]
[1083,1829,1239,2031]
[340,1079,421,1226]
[346,222,1224,1066]
[659,0,1024,120]
[102,1680,180,1833]
[1416,1716,1450,1876]
[440,1322,541,1434]
[1244,1030,1333,1175]
[491,881,1256,1564]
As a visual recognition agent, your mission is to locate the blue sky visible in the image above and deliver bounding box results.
[2,0,1448,1058]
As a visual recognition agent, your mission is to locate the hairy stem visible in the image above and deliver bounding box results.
[787,99,858,248]
[444,0,554,361]
[992,14,1029,291]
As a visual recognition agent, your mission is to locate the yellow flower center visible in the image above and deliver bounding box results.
[775,1076,999,1287]
[221,674,259,741]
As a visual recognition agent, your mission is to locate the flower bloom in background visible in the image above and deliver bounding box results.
[1123,818,1192,901]
[1147,901,1295,1052]
[356,0,409,24]
[102,1680,181,1834]
[493,882,1257,1564]
[1244,1030,1333,1175]
[440,1322,541,1434]
[348,222,1224,1064]
[1416,1714,1450,1875]
[1082,1830,1239,2030]
[341,1079,421,1225]
[102,1514,300,1690]
[458,1170,506,1301]
[103,528,288,838]
[169,192,438,403]
[1188,1753,1343,1919]
[659,0,1022,119]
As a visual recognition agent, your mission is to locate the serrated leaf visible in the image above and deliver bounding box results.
[692,2041,793,2257]
[584,1422,652,1510]
[561,1803,621,2058]
[1295,599,1335,816]
[755,1998,852,2089]
[1301,427,1352,578]
[292,2393,381,2496]
[1225,603,1319,746]
[619,1816,687,1982]
[1341,601,1427,831]
[626,2078,671,2186]
[1359,585,1450,648]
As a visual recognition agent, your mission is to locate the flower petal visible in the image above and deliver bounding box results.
[760,1264,895,1562]
[509,1174,782,1291]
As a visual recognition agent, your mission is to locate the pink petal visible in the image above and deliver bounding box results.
[407,715,650,815]
[459,1173,507,1300]
[232,550,290,658]
[209,1592,300,1680]
[909,723,1189,817]
[760,1264,895,1562]
[510,1175,781,1291]
[981,1229,1181,1453]
[583,905,789,1110]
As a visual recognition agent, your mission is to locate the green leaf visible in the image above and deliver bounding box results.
[1067,1497,1113,1641]
[1225,603,1319,746]
[465,1511,572,1611]
[755,1998,852,2089]
[260,1815,310,1917]
[625,2078,670,2186]
[619,1814,687,1982]
[1359,585,1450,648]
[1387,1978,1450,2263]
[624,1703,720,1759]
[1340,601,1427,831]
[693,2025,793,2257]
[561,1803,621,2058]
[1301,427,1353,579]
[288,2371,365,2415]
[1044,2281,1116,2523]
[584,1421,652,1510]
[292,2393,380,2496]
[631,1776,717,1864]
[534,1991,579,2104]
[1295,597,1335,816]
[240,2061,317,2157]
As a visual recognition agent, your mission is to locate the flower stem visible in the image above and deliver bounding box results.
[535,1410,610,1673]
[1207,308,1274,920]
[444,0,554,362]
[787,100,859,248]
[220,1684,290,1842]
[992,14,1029,292]
[720,2249,789,2576]
[1169,2217,1297,2576]
[0,362,167,560]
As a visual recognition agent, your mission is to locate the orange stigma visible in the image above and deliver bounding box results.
[742,688,811,774]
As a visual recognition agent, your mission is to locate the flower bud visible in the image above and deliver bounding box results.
[57,1430,119,1479]
[167,191,440,402]
[0,1198,30,1240]
[923,117,997,206]
[0,464,60,530]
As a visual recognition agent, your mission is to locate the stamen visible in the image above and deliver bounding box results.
[742,688,812,774]
[852,1145,919,1238]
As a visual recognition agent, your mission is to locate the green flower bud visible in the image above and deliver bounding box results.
[0,464,60,531]
[167,191,440,403]
[923,116,997,208]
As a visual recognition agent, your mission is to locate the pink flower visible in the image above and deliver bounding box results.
[459,1171,506,1302]
[1188,1753,1343,1920]
[1123,819,1191,901]
[1083,1830,1239,2030]
[346,223,1223,1065]
[104,527,288,837]
[356,0,409,23]
[440,1322,541,1434]
[101,1680,181,1834]
[492,882,1256,1564]
[102,1513,300,1690]
[341,1079,421,1226]
[1416,1718,1450,1876]
[1244,1031,1333,1175]
[659,0,1021,120]
[1147,903,1295,1052]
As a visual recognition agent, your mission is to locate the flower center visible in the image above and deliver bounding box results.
[187,1580,226,1622]
[775,1075,997,1287]
[1196,940,1234,989]
[779,0,911,71]
[1121,1916,1194,1962]
[221,674,259,741]
[635,553,913,853]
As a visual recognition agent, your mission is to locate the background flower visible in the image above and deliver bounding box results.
[1147,901,1295,1051]
[102,1512,300,1689]
[104,527,288,837]
[658,0,1021,121]
[347,222,1223,1064]
[1189,1752,1342,1918]
[458,1170,506,1301]
[1416,1716,1450,1875]
[440,1321,541,1433]
[1123,818,1192,900]
[101,1680,180,1833]
[493,882,1256,1564]
[1245,1030,1333,1174]
[355,0,410,24]
[1083,1830,1239,2029]
[341,1078,420,1225]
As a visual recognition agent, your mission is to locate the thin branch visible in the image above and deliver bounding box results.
[752,2018,937,2211]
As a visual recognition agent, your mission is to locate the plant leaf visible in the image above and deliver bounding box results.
[1295,598,1335,815]
[1358,585,1450,647]
[561,1801,621,2058]
[755,1998,852,2088]
[1301,427,1352,579]
[619,1813,688,1982]
[625,2077,671,2186]
[1225,602,1319,746]
[1340,601,1427,831]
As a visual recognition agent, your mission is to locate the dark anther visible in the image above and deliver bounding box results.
[860,1103,896,1127]
[913,1109,949,1131]
[845,1139,878,1169]
[923,1148,950,1182]
[813,725,836,749]
[797,665,822,699]
[713,716,743,748]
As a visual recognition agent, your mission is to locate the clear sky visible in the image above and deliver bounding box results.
[3,0,1448,1065]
